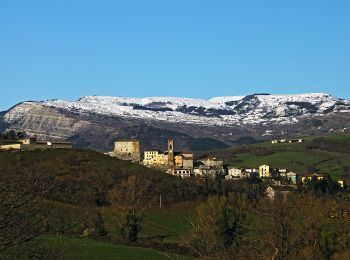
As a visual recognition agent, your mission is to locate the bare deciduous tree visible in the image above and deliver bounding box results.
[188,193,249,259]
[108,175,151,242]
[0,169,51,251]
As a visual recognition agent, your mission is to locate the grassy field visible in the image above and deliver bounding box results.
[223,133,350,180]
[39,235,195,260]
[36,204,195,260]
[101,203,194,244]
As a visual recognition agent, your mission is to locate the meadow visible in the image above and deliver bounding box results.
[223,134,350,180]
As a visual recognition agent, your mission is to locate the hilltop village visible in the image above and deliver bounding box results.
[107,138,346,190]
[0,131,346,190]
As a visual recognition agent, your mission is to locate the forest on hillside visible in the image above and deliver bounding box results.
[1,147,350,259]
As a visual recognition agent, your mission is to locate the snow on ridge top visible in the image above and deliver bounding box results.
[209,96,245,103]
[41,93,341,116]
[263,92,329,97]
[8,92,349,127]
[76,95,220,108]
[210,93,331,103]
[256,93,332,100]
[78,95,209,104]
[42,93,340,111]
[56,93,334,107]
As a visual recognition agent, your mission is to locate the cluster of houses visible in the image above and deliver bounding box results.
[226,165,345,189]
[108,139,226,178]
[225,165,345,187]
[0,136,73,150]
[226,165,297,184]
[271,138,304,144]
[108,138,346,189]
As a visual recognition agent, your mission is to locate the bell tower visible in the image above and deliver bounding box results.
[168,139,174,167]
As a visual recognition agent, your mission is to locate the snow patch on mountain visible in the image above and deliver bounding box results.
[5,93,350,127]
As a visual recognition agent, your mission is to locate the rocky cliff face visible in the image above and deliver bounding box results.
[0,102,231,152]
[1,93,349,152]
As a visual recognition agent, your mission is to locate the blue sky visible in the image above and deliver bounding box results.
[1,0,349,111]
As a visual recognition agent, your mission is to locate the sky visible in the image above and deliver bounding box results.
[1,0,350,111]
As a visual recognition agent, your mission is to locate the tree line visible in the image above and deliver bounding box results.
[187,191,350,259]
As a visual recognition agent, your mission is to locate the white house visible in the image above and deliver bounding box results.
[228,167,243,178]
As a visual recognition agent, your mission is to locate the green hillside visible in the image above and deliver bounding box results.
[0,148,199,204]
[1,136,350,259]
[6,235,194,260]
[0,149,198,259]
[210,134,350,180]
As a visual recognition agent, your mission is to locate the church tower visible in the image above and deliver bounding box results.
[168,139,174,167]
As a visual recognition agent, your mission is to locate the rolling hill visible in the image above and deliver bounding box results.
[203,133,350,180]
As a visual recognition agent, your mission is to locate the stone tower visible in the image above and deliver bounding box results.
[168,139,174,167]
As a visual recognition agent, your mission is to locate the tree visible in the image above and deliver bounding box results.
[188,193,249,258]
[108,175,151,242]
[5,130,17,140]
[0,169,50,251]
[249,192,295,259]
[247,192,350,259]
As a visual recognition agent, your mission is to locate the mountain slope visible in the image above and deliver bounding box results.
[30,93,350,126]
[1,93,349,151]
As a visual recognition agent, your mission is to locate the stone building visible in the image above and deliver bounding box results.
[182,153,194,169]
[194,157,225,178]
[200,158,224,169]
[113,140,140,161]
[142,139,194,175]
[227,167,243,178]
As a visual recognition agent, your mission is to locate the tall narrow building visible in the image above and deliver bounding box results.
[168,139,174,167]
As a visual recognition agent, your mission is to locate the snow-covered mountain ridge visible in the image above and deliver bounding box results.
[1,93,350,151]
[20,93,348,126]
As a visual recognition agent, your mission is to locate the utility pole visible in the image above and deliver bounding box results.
[159,194,162,209]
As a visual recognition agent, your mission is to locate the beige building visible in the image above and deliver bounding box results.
[337,180,345,188]
[301,174,325,183]
[175,154,183,167]
[201,158,224,169]
[259,165,270,178]
[143,140,194,173]
[228,167,243,178]
[182,153,194,169]
[144,150,168,166]
[113,140,140,161]
[0,143,22,150]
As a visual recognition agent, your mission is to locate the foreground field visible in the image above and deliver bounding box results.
[101,203,194,244]
[40,236,195,260]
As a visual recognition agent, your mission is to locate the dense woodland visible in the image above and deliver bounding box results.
[1,136,350,258]
[307,137,350,154]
